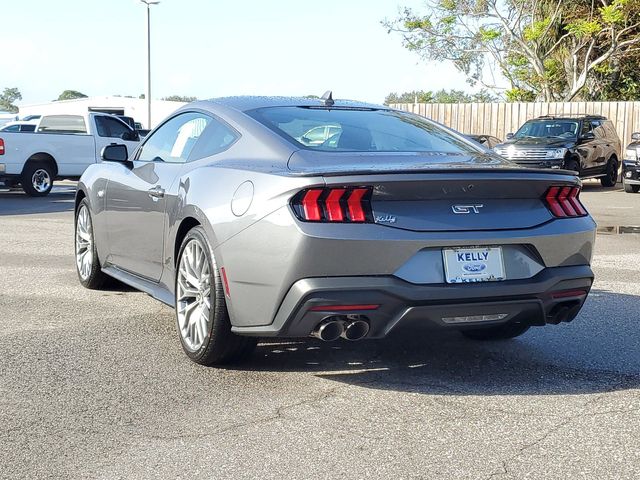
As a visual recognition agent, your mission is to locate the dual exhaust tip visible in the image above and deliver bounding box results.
[311,317,370,342]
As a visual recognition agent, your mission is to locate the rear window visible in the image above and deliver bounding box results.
[37,115,87,134]
[247,107,479,154]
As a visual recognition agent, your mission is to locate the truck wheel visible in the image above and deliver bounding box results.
[600,158,618,187]
[22,162,54,196]
[624,181,640,193]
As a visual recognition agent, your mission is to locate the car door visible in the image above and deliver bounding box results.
[104,112,213,281]
[578,120,601,174]
[93,115,140,157]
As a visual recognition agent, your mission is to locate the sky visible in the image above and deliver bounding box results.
[2,0,476,106]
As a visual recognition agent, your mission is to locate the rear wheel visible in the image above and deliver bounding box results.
[600,158,618,187]
[175,227,257,366]
[624,181,640,193]
[22,162,54,196]
[460,322,530,341]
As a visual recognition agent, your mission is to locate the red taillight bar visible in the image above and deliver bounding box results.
[0,138,4,155]
[293,186,373,223]
[544,185,587,218]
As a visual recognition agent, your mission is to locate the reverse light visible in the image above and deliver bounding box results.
[544,186,587,218]
[292,187,373,222]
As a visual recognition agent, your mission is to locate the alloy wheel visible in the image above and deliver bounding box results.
[32,168,51,193]
[176,239,212,352]
[75,205,93,280]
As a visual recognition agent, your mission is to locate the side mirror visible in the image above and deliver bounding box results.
[121,130,139,141]
[580,132,595,141]
[101,144,129,163]
[631,132,640,141]
[506,133,514,140]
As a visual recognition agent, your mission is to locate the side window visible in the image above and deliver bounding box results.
[581,121,594,136]
[95,116,133,139]
[188,118,239,161]
[137,112,211,163]
[37,115,87,134]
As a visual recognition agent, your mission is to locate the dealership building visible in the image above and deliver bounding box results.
[18,96,186,129]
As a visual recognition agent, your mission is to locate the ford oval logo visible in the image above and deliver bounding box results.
[463,263,486,273]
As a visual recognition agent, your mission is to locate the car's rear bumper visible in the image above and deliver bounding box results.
[231,265,594,338]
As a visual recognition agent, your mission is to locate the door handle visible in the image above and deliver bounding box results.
[148,186,165,199]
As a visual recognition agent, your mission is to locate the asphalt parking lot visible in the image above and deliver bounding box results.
[1,182,639,479]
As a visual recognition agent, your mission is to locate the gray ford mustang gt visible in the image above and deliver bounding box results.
[75,95,596,365]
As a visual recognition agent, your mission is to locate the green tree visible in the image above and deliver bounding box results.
[0,87,22,113]
[162,95,197,102]
[384,0,640,101]
[56,90,88,101]
[385,88,496,104]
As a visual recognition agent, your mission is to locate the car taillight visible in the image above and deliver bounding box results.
[544,186,587,218]
[292,187,373,222]
[0,138,4,155]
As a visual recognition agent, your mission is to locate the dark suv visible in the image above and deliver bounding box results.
[622,132,640,193]
[493,115,621,187]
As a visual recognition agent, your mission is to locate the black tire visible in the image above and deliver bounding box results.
[22,161,54,196]
[564,158,580,175]
[600,158,618,187]
[624,181,640,193]
[175,226,257,366]
[460,322,530,341]
[75,198,110,289]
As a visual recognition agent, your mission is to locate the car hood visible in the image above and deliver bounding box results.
[498,137,574,149]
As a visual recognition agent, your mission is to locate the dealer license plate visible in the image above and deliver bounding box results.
[443,247,505,284]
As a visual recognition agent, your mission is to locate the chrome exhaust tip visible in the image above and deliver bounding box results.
[310,319,344,342]
[341,319,370,341]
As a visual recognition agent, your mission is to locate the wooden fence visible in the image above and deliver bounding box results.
[391,101,640,146]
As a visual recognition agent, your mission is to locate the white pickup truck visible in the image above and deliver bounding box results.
[0,112,140,196]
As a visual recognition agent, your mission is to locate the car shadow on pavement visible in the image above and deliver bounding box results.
[0,188,76,216]
[234,289,640,396]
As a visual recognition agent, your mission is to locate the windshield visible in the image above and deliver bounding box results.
[248,107,481,154]
[514,120,578,139]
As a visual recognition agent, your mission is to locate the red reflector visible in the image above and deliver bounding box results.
[551,289,587,299]
[325,188,346,222]
[301,189,323,221]
[0,139,4,155]
[309,304,379,312]
[347,188,368,222]
[220,267,231,297]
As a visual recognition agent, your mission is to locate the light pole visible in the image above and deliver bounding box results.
[140,0,160,129]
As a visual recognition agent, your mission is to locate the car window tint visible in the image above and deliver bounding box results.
[188,118,239,161]
[138,112,211,163]
[37,115,87,134]
[22,124,36,132]
[95,116,132,138]
[581,121,594,136]
[249,107,478,153]
[2,125,19,132]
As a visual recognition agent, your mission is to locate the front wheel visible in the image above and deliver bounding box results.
[600,158,618,187]
[75,198,110,289]
[175,227,257,366]
[22,162,54,196]
[460,322,530,341]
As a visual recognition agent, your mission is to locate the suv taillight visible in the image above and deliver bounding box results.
[544,186,587,218]
[292,187,373,222]
[0,138,4,155]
